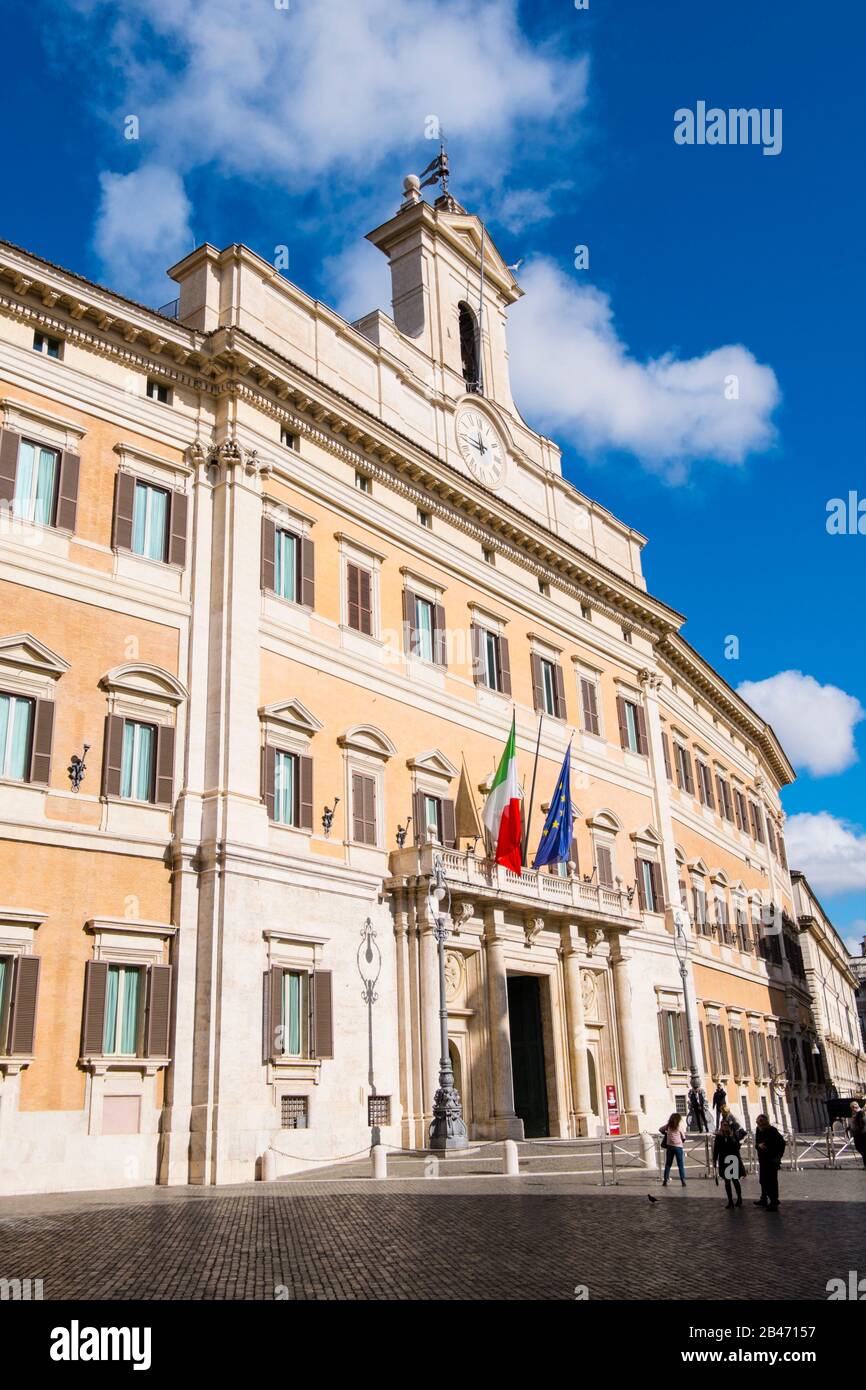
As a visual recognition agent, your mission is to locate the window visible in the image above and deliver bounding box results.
[0,956,9,1042]
[482,546,495,566]
[33,331,61,358]
[579,675,601,736]
[693,885,709,934]
[674,742,694,794]
[532,654,565,718]
[580,604,591,622]
[280,428,298,450]
[0,693,34,780]
[280,970,308,1057]
[471,622,511,695]
[541,659,557,716]
[275,528,298,602]
[120,720,156,802]
[658,1009,687,1072]
[538,579,550,597]
[617,696,646,754]
[368,1094,391,1127]
[707,1022,729,1077]
[459,302,481,393]
[636,858,662,913]
[421,794,442,842]
[715,773,734,822]
[354,471,371,494]
[735,908,751,952]
[695,760,714,809]
[274,751,298,827]
[351,770,377,846]
[484,630,500,689]
[281,1095,309,1128]
[595,842,615,888]
[622,628,633,645]
[730,1027,750,1079]
[12,439,58,525]
[131,480,169,561]
[749,801,765,843]
[415,596,435,663]
[102,964,143,1056]
[346,562,373,636]
[417,508,432,529]
[734,788,749,832]
[146,378,170,404]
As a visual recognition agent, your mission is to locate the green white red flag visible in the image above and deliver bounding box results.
[483,715,522,872]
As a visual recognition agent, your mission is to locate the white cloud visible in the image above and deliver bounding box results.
[81,0,587,297]
[324,241,392,324]
[785,813,866,896]
[507,258,780,477]
[737,671,864,776]
[842,920,866,956]
[94,167,193,304]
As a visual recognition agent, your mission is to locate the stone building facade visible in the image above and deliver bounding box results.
[0,181,838,1194]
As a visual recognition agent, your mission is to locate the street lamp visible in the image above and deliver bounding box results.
[673,910,708,1130]
[427,856,469,1150]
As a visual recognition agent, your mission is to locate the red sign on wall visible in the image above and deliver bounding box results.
[606,1083,621,1136]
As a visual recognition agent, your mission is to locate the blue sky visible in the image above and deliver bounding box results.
[3,0,865,947]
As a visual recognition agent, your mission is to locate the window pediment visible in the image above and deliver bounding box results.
[689,857,710,877]
[338,725,397,760]
[586,808,622,834]
[259,698,322,739]
[0,633,69,682]
[710,868,730,887]
[630,823,662,848]
[100,664,187,706]
[406,749,459,782]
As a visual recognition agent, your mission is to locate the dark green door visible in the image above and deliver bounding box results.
[507,975,549,1138]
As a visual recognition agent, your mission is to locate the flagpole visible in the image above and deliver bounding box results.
[522,712,543,865]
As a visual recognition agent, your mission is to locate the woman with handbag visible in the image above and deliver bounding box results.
[713,1119,745,1207]
[659,1111,687,1186]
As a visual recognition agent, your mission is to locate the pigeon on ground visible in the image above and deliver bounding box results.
[647,1194,658,1204]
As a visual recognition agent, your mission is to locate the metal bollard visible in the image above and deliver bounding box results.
[262,1149,277,1182]
[502,1139,520,1176]
[371,1144,388,1180]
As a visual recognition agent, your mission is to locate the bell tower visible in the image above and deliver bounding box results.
[366,153,523,412]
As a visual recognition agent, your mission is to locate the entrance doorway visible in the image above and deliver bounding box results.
[507,975,549,1138]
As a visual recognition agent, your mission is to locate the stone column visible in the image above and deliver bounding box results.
[392,890,417,1150]
[561,925,593,1136]
[484,910,524,1140]
[418,890,441,1130]
[610,940,643,1133]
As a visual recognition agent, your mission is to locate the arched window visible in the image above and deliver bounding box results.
[458,302,481,393]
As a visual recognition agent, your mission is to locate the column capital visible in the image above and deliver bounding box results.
[637,667,663,695]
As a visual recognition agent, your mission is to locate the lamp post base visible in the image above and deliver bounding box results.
[428,1078,469,1150]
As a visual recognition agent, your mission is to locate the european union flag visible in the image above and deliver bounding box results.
[533,742,573,870]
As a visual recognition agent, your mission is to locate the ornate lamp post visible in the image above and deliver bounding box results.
[673,910,709,1130]
[427,856,468,1150]
[357,918,383,1143]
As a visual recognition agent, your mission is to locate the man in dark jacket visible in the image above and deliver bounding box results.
[712,1081,727,1131]
[754,1113,785,1210]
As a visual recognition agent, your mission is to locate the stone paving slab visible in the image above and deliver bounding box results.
[0,1169,862,1300]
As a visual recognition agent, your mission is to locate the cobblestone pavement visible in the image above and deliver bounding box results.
[0,1168,863,1300]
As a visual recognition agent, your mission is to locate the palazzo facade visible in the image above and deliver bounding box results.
[1,179,860,1194]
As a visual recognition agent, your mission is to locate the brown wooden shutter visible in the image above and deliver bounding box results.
[261,516,276,592]
[168,490,188,567]
[676,1013,687,1071]
[298,754,313,831]
[650,861,663,912]
[358,567,373,635]
[347,563,360,630]
[402,588,416,656]
[112,471,136,551]
[682,748,694,795]
[634,857,647,910]
[581,678,600,736]
[28,698,54,785]
[441,798,457,848]
[101,714,125,797]
[635,703,649,755]
[616,695,629,750]
[529,652,543,712]
[714,774,724,815]
[658,1012,672,1071]
[262,745,276,820]
[470,624,483,684]
[145,964,172,1057]
[299,535,315,608]
[412,789,425,844]
[7,955,40,1055]
[154,725,175,806]
[81,960,109,1056]
[706,766,716,810]
[749,1032,760,1080]
[56,450,80,531]
[433,602,447,667]
[352,771,364,840]
[263,966,283,1062]
[597,844,613,887]
[553,663,567,720]
[699,1022,707,1074]
[311,970,334,1058]
[0,428,20,506]
[364,775,376,843]
[661,732,672,780]
[498,635,512,696]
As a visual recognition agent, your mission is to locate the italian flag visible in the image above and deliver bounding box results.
[483,715,522,872]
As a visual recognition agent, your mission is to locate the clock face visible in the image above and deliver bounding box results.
[456,409,505,488]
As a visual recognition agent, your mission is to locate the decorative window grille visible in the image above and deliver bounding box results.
[281,1095,309,1129]
[367,1095,391,1127]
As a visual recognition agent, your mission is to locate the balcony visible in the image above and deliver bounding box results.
[387,844,642,927]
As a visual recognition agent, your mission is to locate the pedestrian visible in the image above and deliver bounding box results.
[850,1102,866,1169]
[660,1111,687,1187]
[754,1113,786,1211]
[712,1080,727,1131]
[688,1083,709,1133]
[720,1104,745,1141]
[713,1119,744,1207]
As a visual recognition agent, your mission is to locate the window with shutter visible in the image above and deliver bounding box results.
[661,732,672,780]
[595,843,614,888]
[351,771,377,845]
[346,562,373,636]
[311,970,334,1059]
[0,692,35,781]
[6,954,41,1055]
[580,676,600,736]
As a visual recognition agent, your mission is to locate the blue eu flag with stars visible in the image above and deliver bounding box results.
[533,742,573,870]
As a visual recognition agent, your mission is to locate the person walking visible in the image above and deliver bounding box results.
[688,1083,709,1133]
[660,1111,687,1187]
[754,1113,785,1211]
[712,1080,727,1131]
[850,1102,866,1169]
[713,1119,745,1207]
